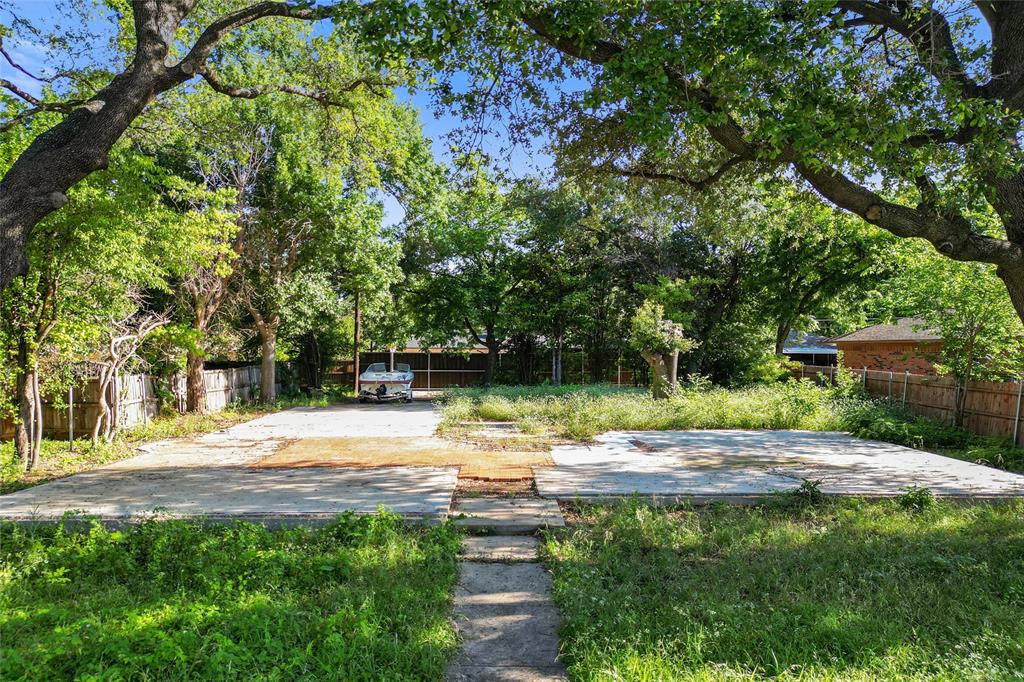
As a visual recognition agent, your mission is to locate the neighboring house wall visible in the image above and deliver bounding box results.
[837,341,941,374]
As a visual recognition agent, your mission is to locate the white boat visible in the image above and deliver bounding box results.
[358,362,414,403]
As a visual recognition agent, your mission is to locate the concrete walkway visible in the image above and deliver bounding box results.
[536,429,1024,500]
[448,496,567,681]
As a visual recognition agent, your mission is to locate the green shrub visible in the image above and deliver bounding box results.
[897,485,936,511]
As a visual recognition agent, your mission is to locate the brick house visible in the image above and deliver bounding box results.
[829,317,942,374]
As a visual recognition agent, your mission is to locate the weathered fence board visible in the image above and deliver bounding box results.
[1,365,273,441]
[795,364,1024,445]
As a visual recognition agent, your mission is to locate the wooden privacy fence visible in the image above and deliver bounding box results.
[331,351,641,389]
[795,364,1024,445]
[1,365,274,441]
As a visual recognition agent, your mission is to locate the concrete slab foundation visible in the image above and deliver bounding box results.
[536,430,1024,500]
[0,466,458,522]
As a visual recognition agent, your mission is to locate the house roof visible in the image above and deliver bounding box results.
[782,331,837,354]
[829,317,941,343]
[399,338,488,352]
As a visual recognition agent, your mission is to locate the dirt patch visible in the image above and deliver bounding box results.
[456,477,537,498]
[251,436,553,482]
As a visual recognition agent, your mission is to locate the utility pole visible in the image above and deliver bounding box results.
[353,291,361,396]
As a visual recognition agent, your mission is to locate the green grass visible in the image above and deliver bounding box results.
[1,396,330,493]
[438,382,1024,472]
[0,512,461,681]
[543,498,1024,681]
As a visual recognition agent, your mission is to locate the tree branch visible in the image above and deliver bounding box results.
[0,97,87,132]
[196,64,385,106]
[603,154,746,191]
[836,1,982,99]
[0,78,41,105]
[177,1,341,77]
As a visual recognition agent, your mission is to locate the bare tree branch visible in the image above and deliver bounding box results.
[0,37,74,84]
[836,1,983,99]
[0,77,40,104]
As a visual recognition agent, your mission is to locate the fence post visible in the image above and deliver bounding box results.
[68,386,74,451]
[862,366,868,389]
[1014,379,1023,447]
[426,352,431,391]
[800,365,805,380]
[141,376,149,425]
[952,382,960,427]
[888,371,893,403]
[902,371,909,408]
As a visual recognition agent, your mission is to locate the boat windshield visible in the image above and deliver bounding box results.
[365,363,386,372]
[396,363,411,372]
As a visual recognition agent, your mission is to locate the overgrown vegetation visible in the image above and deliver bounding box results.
[543,499,1024,680]
[439,382,1024,472]
[0,397,327,493]
[0,512,461,681]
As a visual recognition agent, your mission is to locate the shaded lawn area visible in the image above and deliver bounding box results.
[0,512,461,681]
[543,498,1024,681]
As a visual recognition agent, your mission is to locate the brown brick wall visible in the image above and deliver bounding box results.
[837,341,942,375]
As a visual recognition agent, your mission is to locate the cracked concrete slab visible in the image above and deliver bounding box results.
[0,466,458,522]
[1,403,456,524]
[536,429,1024,499]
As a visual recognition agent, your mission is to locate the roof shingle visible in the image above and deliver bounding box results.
[829,317,941,343]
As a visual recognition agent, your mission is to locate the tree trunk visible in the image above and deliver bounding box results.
[642,352,672,400]
[555,339,563,386]
[589,347,608,384]
[91,370,110,446]
[775,321,793,357]
[484,343,499,387]
[997,262,1024,325]
[30,367,42,469]
[259,329,277,404]
[353,291,361,395]
[14,336,32,469]
[670,350,679,389]
[185,351,207,414]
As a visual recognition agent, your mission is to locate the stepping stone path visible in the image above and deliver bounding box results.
[447,497,567,681]
[453,497,565,535]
